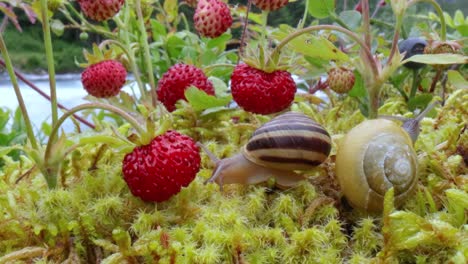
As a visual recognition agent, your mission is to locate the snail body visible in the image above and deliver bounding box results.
[204,112,332,189]
[335,102,438,212]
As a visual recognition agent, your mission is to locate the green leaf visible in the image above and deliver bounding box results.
[150,19,167,37]
[163,0,178,23]
[456,24,468,37]
[403,54,468,65]
[207,34,231,50]
[348,70,366,98]
[447,70,468,89]
[185,87,232,111]
[338,11,361,30]
[407,94,433,112]
[273,25,349,62]
[453,10,465,27]
[307,0,335,19]
[166,35,185,58]
[208,77,230,96]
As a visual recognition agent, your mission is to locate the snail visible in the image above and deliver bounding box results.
[200,112,332,189]
[335,101,439,212]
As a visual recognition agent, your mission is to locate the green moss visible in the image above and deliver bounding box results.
[1,89,467,262]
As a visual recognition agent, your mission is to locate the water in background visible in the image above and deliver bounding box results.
[0,74,138,133]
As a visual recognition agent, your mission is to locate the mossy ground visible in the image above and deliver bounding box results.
[0,87,467,263]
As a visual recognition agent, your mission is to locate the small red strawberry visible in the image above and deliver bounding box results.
[81,60,127,98]
[252,0,288,11]
[122,130,201,202]
[77,0,125,21]
[327,67,355,94]
[194,0,232,38]
[157,64,215,112]
[230,64,296,115]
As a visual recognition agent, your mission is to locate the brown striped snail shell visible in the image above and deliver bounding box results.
[335,101,439,212]
[202,112,332,189]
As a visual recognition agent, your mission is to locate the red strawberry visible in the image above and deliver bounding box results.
[157,64,215,112]
[81,60,127,98]
[230,64,296,115]
[194,0,232,38]
[77,0,124,21]
[327,67,355,94]
[252,0,288,11]
[122,130,201,202]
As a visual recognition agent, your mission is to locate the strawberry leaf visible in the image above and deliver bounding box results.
[307,0,335,19]
[447,70,468,89]
[273,25,349,62]
[185,87,232,111]
[402,54,468,65]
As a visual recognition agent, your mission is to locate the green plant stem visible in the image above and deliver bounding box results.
[410,68,419,99]
[271,25,379,78]
[135,0,157,107]
[43,103,148,179]
[387,17,403,66]
[0,34,39,151]
[299,0,310,28]
[64,2,116,39]
[40,0,58,127]
[117,7,146,101]
[330,13,351,31]
[362,0,372,49]
[408,0,446,41]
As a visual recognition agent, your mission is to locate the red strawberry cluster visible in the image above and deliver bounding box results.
[122,130,201,202]
[157,64,215,112]
[230,64,296,115]
[252,0,289,11]
[77,0,125,21]
[81,60,127,98]
[194,0,233,38]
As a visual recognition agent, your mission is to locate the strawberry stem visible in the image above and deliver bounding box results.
[361,0,372,50]
[0,31,39,151]
[408,0,446,41]
[43,102,149,187]
[118,7,147,101]
[135,0,158,107]
[40,0,59,127]
[238,0,253,60]
[271,25,379,79]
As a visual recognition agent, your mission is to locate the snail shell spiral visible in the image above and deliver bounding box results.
[335,119,418,212]
[242,112,332,171]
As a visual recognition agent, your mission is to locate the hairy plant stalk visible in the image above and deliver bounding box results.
[0,34,39,151]
[135,0,157,107]
[40,0,58,126]
[409,0,446,41]
[361,0,372,49]
[238,0,253,59]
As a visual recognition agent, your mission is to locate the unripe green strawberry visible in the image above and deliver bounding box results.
[77,0,125,21]
[194,0,232,38]
[327,67,355,94]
